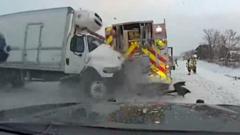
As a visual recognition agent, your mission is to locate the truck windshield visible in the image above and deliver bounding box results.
[87,35,104,52]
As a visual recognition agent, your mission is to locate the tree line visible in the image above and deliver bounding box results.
[183,29,240,66]
[201,29,240,60]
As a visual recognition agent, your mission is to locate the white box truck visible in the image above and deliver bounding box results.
[0,7,124,98]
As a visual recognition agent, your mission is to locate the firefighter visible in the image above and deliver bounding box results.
[186,55,197,75]
[191,54,197,74]
[186,58,191,75]
[175,58,178,67]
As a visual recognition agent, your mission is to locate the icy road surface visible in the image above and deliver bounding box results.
[0,82,84,110]
[0,60,240,110]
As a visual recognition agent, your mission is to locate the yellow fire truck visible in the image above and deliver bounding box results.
[105,20,174,90]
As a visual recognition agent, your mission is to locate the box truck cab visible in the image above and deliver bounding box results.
[67,33,123,78]
[0,7,124,99]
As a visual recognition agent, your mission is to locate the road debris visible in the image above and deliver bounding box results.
[108,104,169,124]
[225,74,240,80]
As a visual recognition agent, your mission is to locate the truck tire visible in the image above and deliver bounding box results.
[11,70,25,88]
[81,69,108,99]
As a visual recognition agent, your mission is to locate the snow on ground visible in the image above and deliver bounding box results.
[113,60,240,105]
[0,60,240,111]
[161,60,240,105]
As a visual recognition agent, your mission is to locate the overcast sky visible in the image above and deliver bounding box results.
[1,0,240,55]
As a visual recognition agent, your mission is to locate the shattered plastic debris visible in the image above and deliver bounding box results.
[108,104,168,124]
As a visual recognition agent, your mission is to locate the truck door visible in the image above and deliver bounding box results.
[24,23,43,64]
[65,35,87,74]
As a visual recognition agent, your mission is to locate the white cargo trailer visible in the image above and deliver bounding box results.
[0,7,124,98]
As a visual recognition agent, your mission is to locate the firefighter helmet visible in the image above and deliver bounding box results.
[193,54,197,58]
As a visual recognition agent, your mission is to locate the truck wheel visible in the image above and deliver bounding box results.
[11,70,25,88]
[81,69,108,99]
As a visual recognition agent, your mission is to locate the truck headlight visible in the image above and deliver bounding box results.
[155,26,162,33]
[103,67,121,73]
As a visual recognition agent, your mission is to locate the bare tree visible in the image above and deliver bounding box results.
[201,29,240,65]
[222,29,240,65]
[224,29,240,49]
[203,29,220,45]
[202,29,220,59]
[213,34,227,59]
[203,29,214,46]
